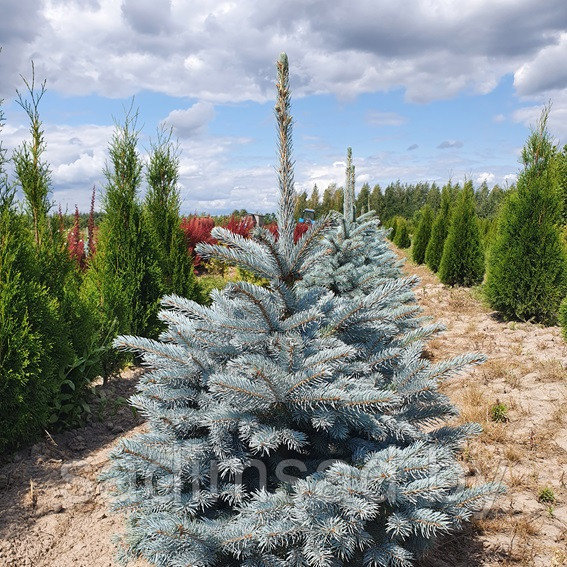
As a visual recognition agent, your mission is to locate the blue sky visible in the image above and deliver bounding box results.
[1,0,566,214]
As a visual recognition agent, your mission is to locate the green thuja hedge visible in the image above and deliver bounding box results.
[85,108,163,375]
[485,107,567,323]
[143,127,201,302]
[425,184,453,272]
[438,182,484,286]
[0,185,60,450]
[411,204,433,264]
[393,216,411,248]
[1,71,103,448]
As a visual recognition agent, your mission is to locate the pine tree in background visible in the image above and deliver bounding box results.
[369,183,383,217]
[485,106,567,323]
[393,217,411,249]
[355,182,371,216]
[294,190,308,220]
[104,53,501,567]
[438,181,484,286]
[320,184,335,215]
[307,184,320,216]
[425,184,453,272]
[86,106,163,374]
[143,127,201,302]
[411,205,433,264]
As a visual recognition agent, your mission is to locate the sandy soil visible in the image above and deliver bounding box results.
[0,254,565,566]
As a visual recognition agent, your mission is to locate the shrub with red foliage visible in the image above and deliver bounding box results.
[180,216,216,269]
[294,221,310,242]
[264,220,309,243]
[223,214,254,238]
[67,205,86,270]
[264,222,279,239]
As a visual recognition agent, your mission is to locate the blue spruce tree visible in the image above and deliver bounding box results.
[103,53,502,567]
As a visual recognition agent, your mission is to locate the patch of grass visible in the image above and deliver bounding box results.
[537,486,556,504]
[490,401,509,423]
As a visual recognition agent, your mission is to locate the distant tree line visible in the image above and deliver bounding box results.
[294,178,510,225]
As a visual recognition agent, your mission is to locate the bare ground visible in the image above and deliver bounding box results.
[0,254,566,566]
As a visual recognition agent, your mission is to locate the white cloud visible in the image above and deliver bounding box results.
[162,102,215,138]
[514,32,567,96]
[0,0,565,103]
[504,173,518,186]
[476,172,495,185]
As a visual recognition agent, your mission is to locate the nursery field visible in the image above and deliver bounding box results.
[0,250,565,567]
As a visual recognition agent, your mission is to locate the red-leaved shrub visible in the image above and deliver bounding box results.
[223,214,255,238]
[180,216,216,269]
[264,221,309,243]
[67,205,86,270]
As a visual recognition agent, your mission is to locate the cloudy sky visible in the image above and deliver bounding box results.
[1,0,566,214]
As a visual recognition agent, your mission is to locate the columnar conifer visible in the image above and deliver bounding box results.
[411,205,433,264]
[485,106,567,322]
[86,107,163,373]
[143,127,200,301]
[438,181,484,286]
[425,184,453,272]
[393,217,411,249]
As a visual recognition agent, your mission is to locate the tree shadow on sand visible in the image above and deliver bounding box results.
[0,368,145,541]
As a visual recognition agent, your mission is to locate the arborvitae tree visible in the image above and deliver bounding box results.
[11,67,101,429]
[425,184,453,272]
[0,92,52,450]
[0,182,63,450]
[411,205,434,264]
[388,215,399,242]
[143,127,200,301]
[556,144,567,225]
[12,66,50,248]
[104,53,501,567]
[86,107,162,374]
[485,106,567,323]
[393,217,411,248]
[438,182,485,286]
[293,190,308,220]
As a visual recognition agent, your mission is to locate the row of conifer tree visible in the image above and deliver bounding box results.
[387,107,567,329]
